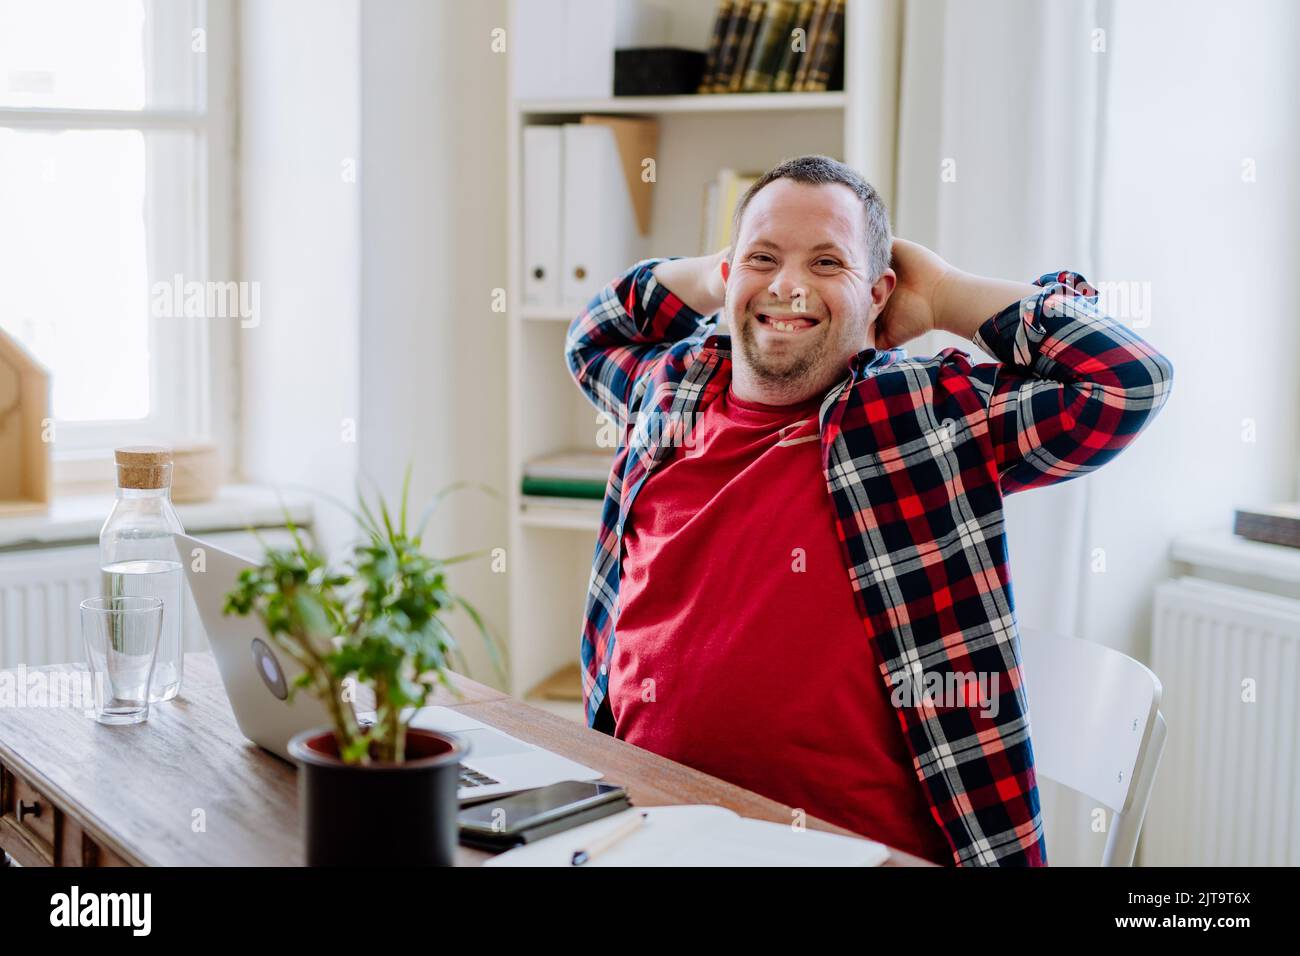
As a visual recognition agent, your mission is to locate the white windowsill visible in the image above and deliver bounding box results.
[0,483,314,552]
[1170,528,1300,601]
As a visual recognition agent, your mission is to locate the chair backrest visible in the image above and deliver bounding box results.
[1018,628,1167,866]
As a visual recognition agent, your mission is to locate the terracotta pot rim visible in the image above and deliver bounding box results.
[287,725,469,771]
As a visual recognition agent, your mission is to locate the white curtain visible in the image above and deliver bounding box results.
[892,0,1300,865]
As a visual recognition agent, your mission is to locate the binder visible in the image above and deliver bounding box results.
[523,126,563,307]
[511,0,569,99]
[512,0,668,101]
[560,123,640,311]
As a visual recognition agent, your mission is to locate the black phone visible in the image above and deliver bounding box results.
[458,781,628,845]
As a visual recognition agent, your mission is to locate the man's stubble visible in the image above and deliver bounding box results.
[734,318,833,389]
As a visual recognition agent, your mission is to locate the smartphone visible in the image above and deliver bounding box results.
[458,781,628,843]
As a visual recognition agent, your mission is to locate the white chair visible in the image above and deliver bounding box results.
[1018,628,1168,866]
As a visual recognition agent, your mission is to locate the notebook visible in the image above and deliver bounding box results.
[483,804,890,867]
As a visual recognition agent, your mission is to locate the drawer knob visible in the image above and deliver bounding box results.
[18,799,41,823]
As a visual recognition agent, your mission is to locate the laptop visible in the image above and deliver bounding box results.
[175,532,602,803]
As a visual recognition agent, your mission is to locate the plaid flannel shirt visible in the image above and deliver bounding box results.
[564,257,1174,866]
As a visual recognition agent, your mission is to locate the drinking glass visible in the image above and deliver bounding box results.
[80,595,164,725]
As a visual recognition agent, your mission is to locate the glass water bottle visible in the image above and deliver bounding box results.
[99,445,186,702]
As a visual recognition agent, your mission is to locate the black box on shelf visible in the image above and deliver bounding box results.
[614,47,707,96]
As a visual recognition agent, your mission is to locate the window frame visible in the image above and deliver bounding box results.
[0,0,236,489]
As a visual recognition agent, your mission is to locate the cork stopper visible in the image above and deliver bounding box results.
[114,445,173,490]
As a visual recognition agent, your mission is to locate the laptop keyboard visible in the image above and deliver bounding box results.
[355,715,502,789]
[458,765,500,789]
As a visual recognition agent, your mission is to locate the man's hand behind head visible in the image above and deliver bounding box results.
[872,238,950,349]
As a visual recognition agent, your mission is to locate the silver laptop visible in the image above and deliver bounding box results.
[175,532,602,802]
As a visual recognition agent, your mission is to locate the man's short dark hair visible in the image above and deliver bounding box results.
[731,154,893,282]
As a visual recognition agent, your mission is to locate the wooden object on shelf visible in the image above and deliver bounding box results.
[579,114,659,236]
[170,440,222,504]
[1234,503,1300,550]
[0,327,52,517]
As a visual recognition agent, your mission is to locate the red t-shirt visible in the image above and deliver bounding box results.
[611,383,953,865]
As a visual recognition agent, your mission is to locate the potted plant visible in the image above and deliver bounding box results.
[223,472,504,866]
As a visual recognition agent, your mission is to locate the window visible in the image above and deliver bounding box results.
[0,0,231,473]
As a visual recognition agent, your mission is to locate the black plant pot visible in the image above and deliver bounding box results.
[288,725,469,866]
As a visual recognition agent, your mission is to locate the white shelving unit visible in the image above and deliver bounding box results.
[504,0,902,716]
[516,90,848,114]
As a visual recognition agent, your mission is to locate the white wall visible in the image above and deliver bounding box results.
[237,0,507,684]
[238,0,362,557]
[893,0,1300,866]
[1081,0,1300,659]
[359,0,509,687]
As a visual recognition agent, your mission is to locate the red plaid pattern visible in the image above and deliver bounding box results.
[565,259,1174,865]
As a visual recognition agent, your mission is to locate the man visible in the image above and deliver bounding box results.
[564,155,1173,866]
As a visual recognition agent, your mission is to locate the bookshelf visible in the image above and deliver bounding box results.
[516,90,848,115]
[504,0,902,718]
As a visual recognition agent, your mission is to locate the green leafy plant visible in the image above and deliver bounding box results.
[223,470,505,765]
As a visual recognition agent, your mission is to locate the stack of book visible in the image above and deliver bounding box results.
[699,168,762,255]
[696,0,845,94]
[520,450,613,512]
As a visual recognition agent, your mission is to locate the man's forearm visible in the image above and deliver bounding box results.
[651,251,727,317]
[933,270,1041,340]
[566,257,722,422]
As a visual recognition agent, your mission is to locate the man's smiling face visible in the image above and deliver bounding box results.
[726,178,891,403]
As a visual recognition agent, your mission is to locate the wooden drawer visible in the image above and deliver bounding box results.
[58,816,130,866]
[0,760,134,867]
[1,764,57,863]
[9,772,57,852]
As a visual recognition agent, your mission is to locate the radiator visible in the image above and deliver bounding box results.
[0,528,303,670]
[0,545,103,668]
[1145,576,1300,865]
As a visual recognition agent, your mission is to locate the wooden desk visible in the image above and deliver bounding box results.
[0,653,934,867]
